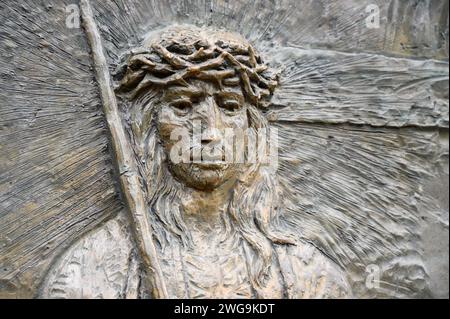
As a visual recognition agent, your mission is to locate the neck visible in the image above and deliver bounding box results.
[180,178,237,244]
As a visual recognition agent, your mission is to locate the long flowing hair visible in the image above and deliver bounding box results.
[119,90,295,294]
[115,25,297,294]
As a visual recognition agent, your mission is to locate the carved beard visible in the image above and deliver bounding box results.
[121,91,295,291]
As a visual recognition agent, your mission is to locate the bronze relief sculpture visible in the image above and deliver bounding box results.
[40,25,351,299]
[2,0,447,300]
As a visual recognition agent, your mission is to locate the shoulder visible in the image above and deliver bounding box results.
[39,212,140,299]
[275,242,352,299]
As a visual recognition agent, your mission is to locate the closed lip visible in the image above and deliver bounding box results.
[190,162,230,170]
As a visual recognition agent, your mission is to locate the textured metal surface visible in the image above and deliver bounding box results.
[0,0,448,298]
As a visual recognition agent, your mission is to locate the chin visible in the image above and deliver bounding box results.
[169,162,237,191]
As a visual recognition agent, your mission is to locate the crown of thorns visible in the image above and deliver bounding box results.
[114,33,279,109]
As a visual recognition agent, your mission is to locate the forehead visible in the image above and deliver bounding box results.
[163,80,245,99]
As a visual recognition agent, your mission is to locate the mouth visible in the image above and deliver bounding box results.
[190,161,230,171]
[187,148,229,170]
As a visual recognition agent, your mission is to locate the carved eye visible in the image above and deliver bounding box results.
[170,99,192,112]
[219,99,242,113]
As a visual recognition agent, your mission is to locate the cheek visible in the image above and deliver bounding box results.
[221,111,249,130]
[158,109,191,145]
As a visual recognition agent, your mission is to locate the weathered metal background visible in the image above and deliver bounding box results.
[0,0,448,298]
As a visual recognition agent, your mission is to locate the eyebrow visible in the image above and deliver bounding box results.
[164,86,204,99]
[163,85,246,102]
[215,90,245,101]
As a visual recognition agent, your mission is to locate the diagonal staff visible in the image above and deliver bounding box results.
[79,0,168,299]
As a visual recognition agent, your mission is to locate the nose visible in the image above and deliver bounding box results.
[193,97,223,144]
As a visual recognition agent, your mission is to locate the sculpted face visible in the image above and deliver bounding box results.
[157,79,249,191]
[115,26,279,190]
